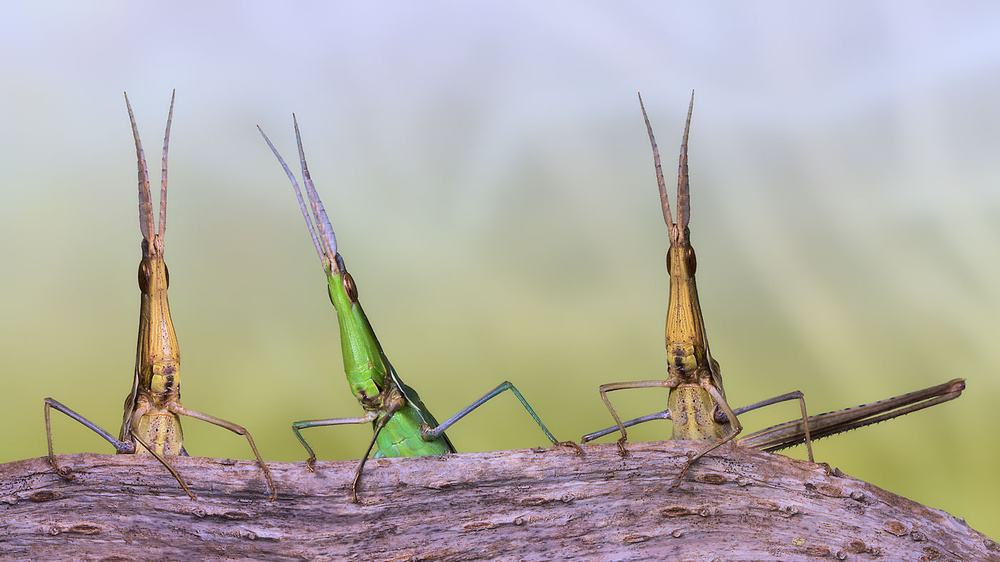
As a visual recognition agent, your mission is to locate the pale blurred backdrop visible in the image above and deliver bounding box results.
[1,1,998,537]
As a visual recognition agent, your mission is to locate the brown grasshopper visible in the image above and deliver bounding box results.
[43,91,276,500]
[584,92,814,486]
[583,93,964,486]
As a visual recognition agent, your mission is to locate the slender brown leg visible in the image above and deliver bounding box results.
[596,380,673,457]
[170,403,277,501]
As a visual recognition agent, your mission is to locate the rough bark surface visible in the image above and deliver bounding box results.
[0,442,994,561]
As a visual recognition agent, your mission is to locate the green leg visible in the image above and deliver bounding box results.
[291,406,398,503]
[292,412,377,472]
[349,400,403,503]
[421,382,580,452]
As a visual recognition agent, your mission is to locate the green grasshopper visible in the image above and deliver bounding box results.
[259,116,579,502]
[44,92,276,500]
[583,93,964,484]
[584,92,814,486]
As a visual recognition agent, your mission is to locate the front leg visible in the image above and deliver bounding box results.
[43,398,138,480]
[129,427,197,500]
[351,396,405,503]
[170,402,277,501]
[671,380,742,487]
[292,411,378,472]
[595,380,673,457]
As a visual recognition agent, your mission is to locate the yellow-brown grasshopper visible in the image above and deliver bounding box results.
[583,93,964,486]
[584,92,813,486]
[44,92,276,500]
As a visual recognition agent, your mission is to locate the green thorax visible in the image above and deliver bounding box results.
[327,258,455,456]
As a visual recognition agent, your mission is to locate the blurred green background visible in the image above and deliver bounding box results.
[1,1,997,538]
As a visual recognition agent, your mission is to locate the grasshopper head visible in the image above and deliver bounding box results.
[126,90,181,402]
[640,92,713,385]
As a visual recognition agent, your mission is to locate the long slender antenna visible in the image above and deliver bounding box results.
[639,91,696,230]
[639,92,672,227]
[258,118,339,273]
[293,115,338,259]
[676,90,694,229]
[125,92,154,243]
[158,90,175,241]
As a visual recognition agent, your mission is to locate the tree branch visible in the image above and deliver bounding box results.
[1,442,995,560]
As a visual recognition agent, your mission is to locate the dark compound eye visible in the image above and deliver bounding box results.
[665,249,672,270]
[685,247,697,275]
[138,260,151,293]
[164,262,170,289]
[343,272,358,302]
